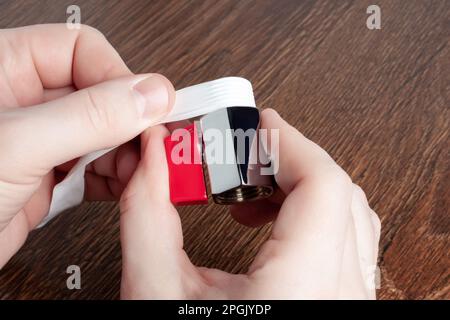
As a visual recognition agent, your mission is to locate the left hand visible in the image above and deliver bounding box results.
[0,24,175,268]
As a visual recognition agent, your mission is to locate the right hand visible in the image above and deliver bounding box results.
[119,108,381,299]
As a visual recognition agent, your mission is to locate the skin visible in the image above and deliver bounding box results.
[0,24,175,267]
[0,24,381,299]
[120,110,381,299]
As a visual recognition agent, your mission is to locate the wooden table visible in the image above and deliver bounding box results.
[0,0,448,300]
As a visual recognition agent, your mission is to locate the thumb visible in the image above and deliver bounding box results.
[0,73,175,176]
[119,126,199,299]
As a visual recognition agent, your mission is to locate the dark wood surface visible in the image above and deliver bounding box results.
[0,0,448,300]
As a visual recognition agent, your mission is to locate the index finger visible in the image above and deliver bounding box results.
[1,24,131,91]
[249,109,353,282]
[262,108,353,236]
[231,109,353,230]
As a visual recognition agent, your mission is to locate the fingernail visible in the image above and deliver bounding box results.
[133,75,170,121]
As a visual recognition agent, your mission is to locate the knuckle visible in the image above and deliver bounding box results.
[353,184,369,203]
[80,24,105,38]
[312,148,334,165]
[320,163,353,189]
[306,164,353,200]
[0,116,12,160]
[371,209,382,234]
[0,112,22,149]
[0,112,29,174]
[0,33,6,64]
[83,88,115,134]
[77,25,109,47]
[119,188,139,216]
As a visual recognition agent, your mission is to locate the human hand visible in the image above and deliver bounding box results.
[0,24,175,268]
[119,109,381,299]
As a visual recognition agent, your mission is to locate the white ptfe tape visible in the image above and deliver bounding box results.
[38,77,256,227]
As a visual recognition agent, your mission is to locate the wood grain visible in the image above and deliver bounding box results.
[0,0,448,299]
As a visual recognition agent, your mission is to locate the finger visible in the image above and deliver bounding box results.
[21,172,54,228]
[0,73,175,178]
[84,172,115,201]
[0,211,28,269]
[0,24,131,110]
[259,108,353,241]
[2,24,131,91]
[261,108,345,194]
[351,185,377,276]
[165,120,191,132]
[120,125,202,299]
[43,86,76,102]
[249,109,353,286]
[370,209,381,262]
[0,173,53,268]
[84,141,140,200]
[54,159,80,175]
[338,217,372,299]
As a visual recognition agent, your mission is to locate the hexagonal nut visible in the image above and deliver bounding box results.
[200,106,274,204]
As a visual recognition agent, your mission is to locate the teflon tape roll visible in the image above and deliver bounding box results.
[38,77,256,227]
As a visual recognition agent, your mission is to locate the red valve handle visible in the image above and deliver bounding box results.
[164,123,208,206]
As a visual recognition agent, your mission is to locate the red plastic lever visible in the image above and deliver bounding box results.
[164,123,208,206]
